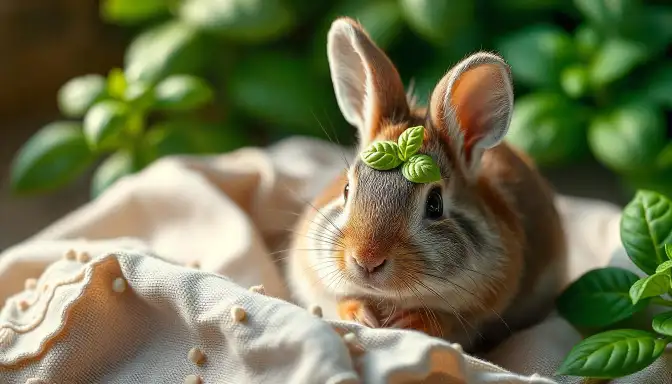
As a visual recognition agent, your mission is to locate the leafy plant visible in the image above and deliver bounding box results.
[10,66,233,198]
[9,0,672,199]
[500,0,672,196]
[556,190,672,379]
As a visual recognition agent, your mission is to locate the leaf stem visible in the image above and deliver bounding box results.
[651,297,672,307]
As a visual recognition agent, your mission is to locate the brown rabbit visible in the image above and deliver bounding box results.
[285,17,567,352]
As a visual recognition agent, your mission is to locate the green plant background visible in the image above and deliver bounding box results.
[10,0,672,199]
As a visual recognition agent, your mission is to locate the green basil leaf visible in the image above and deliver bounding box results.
[652,311,672,337]
[588,102,666,173]
[656,260,672,274]
[91,150,141,199]
[556,329,668,378]
[83,100,129,150]
[402,154,441,184]
[560,65,589,99]
[556,267,645,328]
[497,24,575,88]
[10,122,95,194]
[101,0,168,24]
[107,68,127,100]
[154,75,213,111]
[399,0,474,44]
[620,190,672,275]
[125,21,204,84]
[179,0,295,43]
[124,82,155,111]
[57,75,108,118]
[505,92,589,167]
[361,141,402,171]
[572,0,638,35]
[666,244,672,261]
[589,39,649,88]
[629,273,671,305]
[397,126,425,161]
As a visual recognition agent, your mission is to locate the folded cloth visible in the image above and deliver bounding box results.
[0,136,669,384]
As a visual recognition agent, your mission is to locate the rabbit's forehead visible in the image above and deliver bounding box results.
[351,161,420,214]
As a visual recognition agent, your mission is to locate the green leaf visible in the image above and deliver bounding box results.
[575,24,601,60]
[621,190,672,275]
[556,329,668,378]
[588,102,666,173]
[589,39,649,88]
[505,92,588,167]
[397,126,425,161]
[572,0,638,36]
[226,52,334,135]
[360,141,403,171]
[497,24,575,88]
[399,0,474,44]
[124,21,204,84]
[57,75,108,118]
[91,150,141,199]
[154,75,213,111]
[655,144,672,170]
[107,68,127,100]
[656,260,672,274]
[652,311,672,337]
[629,273,671,304]
[179,0,295,43]
[101,0,168,24]
[556,267,646,328]
[83,100,129,150]
[560,65,589,99]
[402,154,441,184]
[124,82,155,111]
[10,122,95,194]
[667,244,672,261]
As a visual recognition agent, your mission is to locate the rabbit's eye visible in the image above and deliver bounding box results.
[343,183,350,202]
[425,187,443,220]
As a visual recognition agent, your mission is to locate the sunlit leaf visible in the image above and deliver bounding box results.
[10,122,95,194]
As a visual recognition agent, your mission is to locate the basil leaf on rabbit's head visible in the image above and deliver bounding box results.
[360,125,440,184]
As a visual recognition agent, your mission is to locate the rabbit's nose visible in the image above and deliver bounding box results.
[352,256,387,274]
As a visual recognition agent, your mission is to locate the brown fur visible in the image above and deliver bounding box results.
[286,17,566,352]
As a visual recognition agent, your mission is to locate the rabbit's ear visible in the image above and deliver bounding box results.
[429,52,513,174]
[327,17,409,147]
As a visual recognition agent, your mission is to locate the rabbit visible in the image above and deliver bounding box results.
[285,17,567,353]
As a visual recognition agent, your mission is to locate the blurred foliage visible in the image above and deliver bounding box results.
[9,0,672,199]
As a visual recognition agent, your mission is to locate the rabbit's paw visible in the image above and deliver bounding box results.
[337,298,380,328]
